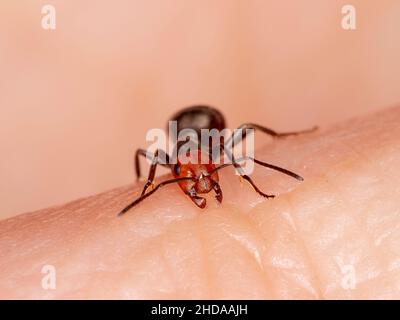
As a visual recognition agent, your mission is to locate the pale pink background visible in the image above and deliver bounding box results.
[1,0,399,219]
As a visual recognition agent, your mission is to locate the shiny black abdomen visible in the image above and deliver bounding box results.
[169,105,226,141]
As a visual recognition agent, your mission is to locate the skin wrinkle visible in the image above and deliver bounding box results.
[325,200,368,296]
[162,221,210,298]
[262,110,394,298]
[243,219,270,272]
[350,269,398,299]
[236,211,278,295]
[388,258,400,272]
[248,205,306,296]
[284,194,324,299]
[314,114,398,296]
[253,215,304,298]
[158,232,182,298]
[383,219,400,251]
[196,215,215,299]
[249,198,316,297]
[218,213,264,270]
[210,215,253,298]
[217,216,270,297]
[127,245,168,299]
[203,211,269,299]
[299,168,369,297]
[128,243,167,298]
[338,127,396,199]
[328,163,384,293]
[372,217,400,275]
[374,225,396,247]
[336,138,400,286]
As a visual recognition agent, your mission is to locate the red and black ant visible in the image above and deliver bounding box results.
[118,105,316,216]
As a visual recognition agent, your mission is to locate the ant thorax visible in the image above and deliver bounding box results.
[146,121,256,168]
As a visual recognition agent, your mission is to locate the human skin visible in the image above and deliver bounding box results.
[0,106,399,299]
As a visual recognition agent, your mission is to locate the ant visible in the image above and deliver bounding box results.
[118,105,316,216]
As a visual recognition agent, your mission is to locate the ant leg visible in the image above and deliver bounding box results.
[134,148,171,181]
[213,182,223,203]
[208,152,304,199]
[239,123,317,138]
[135,149,147,180]
[209,156,303,181]
[140,149,159,196]
[212,139,301,200]
[118,177,195,216]
[140,149,173,196]
[226,123,318,149]
[231,160,275,199]
[187,188,207,208]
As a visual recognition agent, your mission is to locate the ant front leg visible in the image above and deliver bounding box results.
[134,148,171,181]
[232,159,275,199]
[187,188,206,208]
[134,149,172,196]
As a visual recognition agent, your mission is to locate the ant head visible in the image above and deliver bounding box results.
[173,149,219,194]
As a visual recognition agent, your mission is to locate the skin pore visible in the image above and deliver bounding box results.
[0,106,399,299]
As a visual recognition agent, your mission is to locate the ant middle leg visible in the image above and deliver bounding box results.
[226,123,318,149]
[135,148,171,181]
[135,149,172,196]
[118,176,195,216]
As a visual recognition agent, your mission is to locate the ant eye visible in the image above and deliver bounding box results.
[174,164,181,176]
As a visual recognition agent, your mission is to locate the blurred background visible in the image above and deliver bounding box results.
[1,0,400,220]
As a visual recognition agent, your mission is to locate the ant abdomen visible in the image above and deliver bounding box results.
[169,105,226,142]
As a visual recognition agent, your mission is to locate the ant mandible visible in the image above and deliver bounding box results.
[118,105,316,216]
